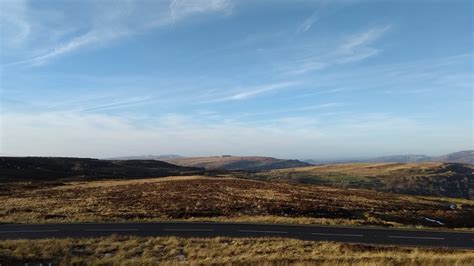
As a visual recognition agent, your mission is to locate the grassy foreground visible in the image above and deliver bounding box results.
[0,236,473,265]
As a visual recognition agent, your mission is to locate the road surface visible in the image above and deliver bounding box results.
[0,222,472,249]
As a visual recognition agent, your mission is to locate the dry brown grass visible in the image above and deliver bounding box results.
[0,236,473,265]
[296,162,444,175]
[262,162,457,178]
[1,176,473,229]
[48,175,212,189]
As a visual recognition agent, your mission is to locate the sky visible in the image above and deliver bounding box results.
[0,0,472,159]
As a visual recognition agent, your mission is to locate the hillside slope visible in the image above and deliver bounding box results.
[164,156,311,171]
[251,162,474,199]
[433,150,474,164]
[0,157,203,182]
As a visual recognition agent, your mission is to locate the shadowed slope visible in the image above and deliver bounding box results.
[0,157,203,182]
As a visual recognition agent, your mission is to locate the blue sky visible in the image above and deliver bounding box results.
[0,0,472,159]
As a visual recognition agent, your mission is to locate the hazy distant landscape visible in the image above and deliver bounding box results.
[108,150,474,166]
[303,150,474,165]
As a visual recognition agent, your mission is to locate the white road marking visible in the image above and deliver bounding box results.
[85,229,139,232]
[0,230,59,234]
[238,230,288,234]
[163,229,214,232]
[388,236,444,240]
[312,233,363,237]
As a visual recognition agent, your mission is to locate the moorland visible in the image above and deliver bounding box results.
[1,175,473,229]
[0,156,472,230]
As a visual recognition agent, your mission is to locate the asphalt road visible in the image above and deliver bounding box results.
[0,222,472,249]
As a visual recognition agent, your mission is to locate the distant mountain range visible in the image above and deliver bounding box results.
[304,150,473,165]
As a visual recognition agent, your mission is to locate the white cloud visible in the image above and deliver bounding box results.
[229,82,296,100]
[285,61,327,76]
[339,25,390,54]
[7,29,127,67]
[78,96,154,113]
[335,48,379,64]
[201,81,299,103]
[282,25,391,75]
[297,10,319,33]
[335,25,390,64]
[169,0,232,21]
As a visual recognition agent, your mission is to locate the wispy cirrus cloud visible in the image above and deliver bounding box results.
[296,10,319,33]
[228,82,297,101]
[339,25,390,53]
[283,25,391,75]
[335,25,390,63]
[1,0,233,67]
[200,81,299,103]
[76,96,155,113]
[169,0,233,22]
[0,0,31,47]
[5,29,130,67]
[235,102,345,119]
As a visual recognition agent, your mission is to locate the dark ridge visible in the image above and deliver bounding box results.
[0,157,204,182]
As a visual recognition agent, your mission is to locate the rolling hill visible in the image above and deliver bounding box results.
[163,156,311,171]
[433,150,474,164]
